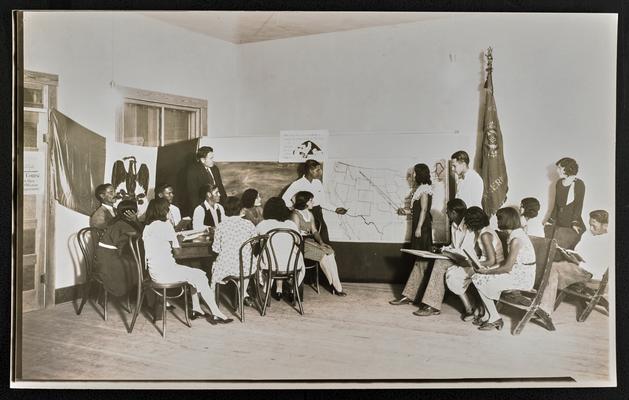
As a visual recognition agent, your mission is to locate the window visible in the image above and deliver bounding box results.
[116,86,207,147]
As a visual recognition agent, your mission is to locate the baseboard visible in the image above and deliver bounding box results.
[55,284,81,305]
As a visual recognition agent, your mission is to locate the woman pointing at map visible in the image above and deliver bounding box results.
[282,159,347,244]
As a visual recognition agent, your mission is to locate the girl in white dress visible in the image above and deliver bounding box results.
[471,207,536,331]
[143,198,233,324]
[290,191,346,296]
[445,206,504,321]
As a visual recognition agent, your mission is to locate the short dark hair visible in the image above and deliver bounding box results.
[199,183,219,199]
[447,198,467,224]
[497,207,522,230]
[520,197,541,219]
[241,188,258,209]
[556,157,579,176]
[464,206,490,232]
[293,191,314,210]
[155,183,173,196]
[589,209,609,224]
[94,183,113,202]
[414,163,432,186]
[263,197,291,221]
[145,198,170,225]
[196,146,214,160]
[304,159,320,175]
[223,196,242,217]
[450,150,470,165]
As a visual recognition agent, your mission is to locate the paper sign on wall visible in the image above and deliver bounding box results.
[24,151,45,195]
[279,130,328,163]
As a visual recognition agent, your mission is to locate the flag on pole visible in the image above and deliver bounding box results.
[480,48,508,216]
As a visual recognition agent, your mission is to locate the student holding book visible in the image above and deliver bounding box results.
[391,199,475,317]
[445,206,504,321]
[471,207,536,331]
[538,209,611,317]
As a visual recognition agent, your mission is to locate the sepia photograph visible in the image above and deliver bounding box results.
[11,8,618,390]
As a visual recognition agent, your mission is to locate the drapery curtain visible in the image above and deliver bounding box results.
[50,109,106,215]
[155,138,199,217]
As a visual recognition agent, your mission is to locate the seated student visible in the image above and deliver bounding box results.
[445,206,504,321]
[156,183,189,231]
[143,198,232,324]
[471,207,536,331]
[211,196,258,306]
[90,183,117,229]
[290,191,347,296]
[256,197,305,301]
[390,199,475,317]
[192,183,225,231]
[94,199,143,299]
[241,188,264,226]
[538,209,611,317]
[520,197,545,237]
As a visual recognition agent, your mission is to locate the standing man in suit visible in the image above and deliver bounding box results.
[282,159,347,244]
[185,146,227,215]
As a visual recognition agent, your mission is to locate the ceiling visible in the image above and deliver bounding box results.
[142,11,453,44]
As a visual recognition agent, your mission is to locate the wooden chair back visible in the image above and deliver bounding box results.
[77,227,104,281]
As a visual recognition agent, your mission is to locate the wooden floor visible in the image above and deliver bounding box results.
[18,283,613,387]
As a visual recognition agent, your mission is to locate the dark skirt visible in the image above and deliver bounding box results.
[94,246,139,297]
[410,199,433,251]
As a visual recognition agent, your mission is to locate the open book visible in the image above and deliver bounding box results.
[556,247,584,264]
[400,248,483,270]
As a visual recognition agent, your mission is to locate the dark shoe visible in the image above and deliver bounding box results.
[208,315,234,325]
[166,304,176,311]
[472,316,487,326]
[271,291,282,301]
[413,306,441,317]
[286,292,295,304]
[189,310,208,320]
[478,319,504,331]
[243,297,254,307]
[389,296,412,306]
[331,288,347,297]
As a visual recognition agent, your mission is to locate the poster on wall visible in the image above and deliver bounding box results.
[278,129,328,163]
[23,151,44,195]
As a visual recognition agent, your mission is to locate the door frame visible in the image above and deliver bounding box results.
[22,69,58,310]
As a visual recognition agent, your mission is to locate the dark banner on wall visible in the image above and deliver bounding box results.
[50,109,106,216]
[155,138,199,217]
[480,49,508,216]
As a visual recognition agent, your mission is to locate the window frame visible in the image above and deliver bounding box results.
[115,85,208,147]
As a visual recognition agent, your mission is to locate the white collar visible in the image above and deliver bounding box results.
[204,200,218,210]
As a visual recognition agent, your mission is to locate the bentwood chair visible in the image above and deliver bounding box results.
[497,237,558,335]
[128,235,191,339]
[76,227,109,319]
[302,233,320,294]
[216,235,267,322]
[259,228,304,316]
[554,268,609,322]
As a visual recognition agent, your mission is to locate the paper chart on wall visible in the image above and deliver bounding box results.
[279,130,328,163]
[322,158,448,243]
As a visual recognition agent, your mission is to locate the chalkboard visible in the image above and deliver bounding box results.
[219,161,303,202]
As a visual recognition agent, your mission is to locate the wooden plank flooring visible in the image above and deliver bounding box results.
[18,283,613,387]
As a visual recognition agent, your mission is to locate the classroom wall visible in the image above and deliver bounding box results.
[23,12,616,289]
[233,12,616,223]
[24,12,240,289]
